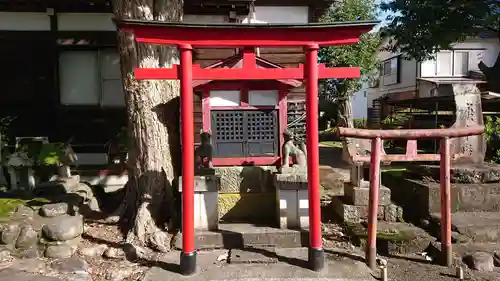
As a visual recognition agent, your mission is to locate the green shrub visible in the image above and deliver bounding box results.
[485,116,500,163]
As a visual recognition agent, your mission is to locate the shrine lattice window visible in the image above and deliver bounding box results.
[211,110,278,158]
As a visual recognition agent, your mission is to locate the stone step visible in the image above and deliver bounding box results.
[344,221,435,256]
[344,181,391,206]
[173,223,308,250]
[328,196,404,223]
[430,212,500,243]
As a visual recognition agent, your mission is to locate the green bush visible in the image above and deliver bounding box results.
[485,116,500,163]
[38,143,65,166]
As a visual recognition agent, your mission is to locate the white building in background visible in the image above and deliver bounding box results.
[362,35,500,124]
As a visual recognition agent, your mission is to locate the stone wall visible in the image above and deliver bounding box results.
[215,166,277,223]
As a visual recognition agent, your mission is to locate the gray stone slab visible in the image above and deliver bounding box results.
[344,182,391,206]
[174,223,308,250]
[142,248,376,281]
[229,248,278,264]
[430,211,500,243]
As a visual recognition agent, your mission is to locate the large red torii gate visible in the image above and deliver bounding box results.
[116,19,377,276]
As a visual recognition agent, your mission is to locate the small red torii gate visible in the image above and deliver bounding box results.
[116,19,377,275]
[338,126,484,270]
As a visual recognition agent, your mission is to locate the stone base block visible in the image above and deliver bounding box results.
[179,175,220,230]
[344,181,391,206]
[215,166,277,193]
[274,173,308,190]
[330,196,403,223]
[277,189,309,229]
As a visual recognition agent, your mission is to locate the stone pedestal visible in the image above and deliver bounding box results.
[274,172,309,229]
[344,180,392,206]
[179,175,220,231]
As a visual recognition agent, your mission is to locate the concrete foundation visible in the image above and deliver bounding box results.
[274,173,309,229]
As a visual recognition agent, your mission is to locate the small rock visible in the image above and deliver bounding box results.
[40,203,69,217]
[51,256,89,274]
[103,247,126,259]
[1,224,20,245]
[123,243,150,260]
[10,258,47,274]
[87,198,100,212]
[14,247,40,259]
[469,252,494,272]
[420,218,430,228]
[45,244,76,259]
[14,205,35,218]
[15,225,38,249]
[493,252,500,266]
[42,215,84,241]
[451,231,469,243]
[79,244,108,257]
[0,250,12,263]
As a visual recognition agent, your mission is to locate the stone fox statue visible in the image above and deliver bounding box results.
[282,130,307,170]
[195,131,214,170]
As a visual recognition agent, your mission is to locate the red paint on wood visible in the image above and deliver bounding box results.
[134,65,360,80]
[179,45,195,255]
[240,87,249,107]
[212,156,281,166]
[305,44,322,253]
[118,22,374,47]
[243,47,257,69]
[367,137,381,270]
[440,137,452,267]
[338,126,484,139]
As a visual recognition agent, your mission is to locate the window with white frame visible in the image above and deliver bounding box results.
[59,49,125,107]
[248,90,278,106]
[209,90,240,107]
[382,57,398,76]
[420,50,470,77]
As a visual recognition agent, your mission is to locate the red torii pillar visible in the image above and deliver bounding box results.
[116,19,377,276]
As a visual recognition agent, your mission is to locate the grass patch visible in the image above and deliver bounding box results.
[0,198,49,219]
[343,222,409,242]
[320,141,343,148]
[381,167,407,177]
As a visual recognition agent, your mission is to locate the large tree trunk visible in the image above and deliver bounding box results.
[111,0,183,252]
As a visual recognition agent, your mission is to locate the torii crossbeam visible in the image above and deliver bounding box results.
[115,19,377,276]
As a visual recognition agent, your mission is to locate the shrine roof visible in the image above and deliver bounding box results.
[192,53,303,88]
[115,19,379,47]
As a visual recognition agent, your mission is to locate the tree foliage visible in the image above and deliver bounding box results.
[318,0,381,126]
[381,0,500,61]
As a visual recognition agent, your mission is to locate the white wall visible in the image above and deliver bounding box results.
[352,90,368,119]
[0,12,50,31]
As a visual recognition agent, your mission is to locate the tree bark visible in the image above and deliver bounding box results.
[111,0,183,252]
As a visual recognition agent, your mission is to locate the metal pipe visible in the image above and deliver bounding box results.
[179,44,196,276]
[367,137,381,270]
[440,137,452,267]
[305,43,324,271]
[337,126,484,140]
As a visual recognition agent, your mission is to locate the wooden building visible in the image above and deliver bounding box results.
[0,0,331,165]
